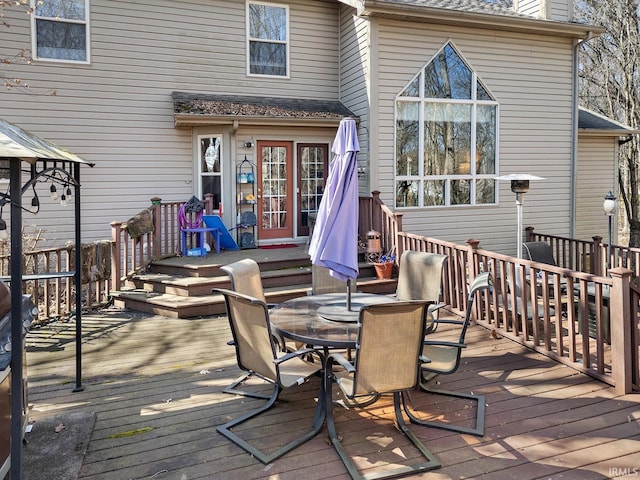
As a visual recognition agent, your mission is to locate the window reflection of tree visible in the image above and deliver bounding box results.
[396,42,497,207]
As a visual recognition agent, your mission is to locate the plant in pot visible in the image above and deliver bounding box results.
[368,249,396,279]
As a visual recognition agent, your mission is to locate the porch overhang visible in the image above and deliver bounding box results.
[172,92,358,128]
[347,0,604,39]
[578,108,640,138]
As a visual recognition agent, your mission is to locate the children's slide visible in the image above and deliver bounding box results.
[202,215,239,250]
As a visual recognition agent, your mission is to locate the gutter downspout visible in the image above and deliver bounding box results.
[570,32,593,238]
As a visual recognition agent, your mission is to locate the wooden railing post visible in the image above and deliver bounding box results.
[609,266,633,394]
[150,197,162,259]
[371,191,381,233]
[525,226,535,242]
[592,236,603,276]
[111,221,123,292]
[393,211,403,260]
[204,193,214,215]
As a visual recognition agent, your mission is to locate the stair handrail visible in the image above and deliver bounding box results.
[111,194,214,291]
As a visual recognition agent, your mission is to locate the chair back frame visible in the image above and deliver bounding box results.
[221,258,266,303]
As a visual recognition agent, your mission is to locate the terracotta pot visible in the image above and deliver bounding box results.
[373,262,393,279]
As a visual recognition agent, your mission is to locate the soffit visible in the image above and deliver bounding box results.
[173,92,358,128]
[350,0,603,39]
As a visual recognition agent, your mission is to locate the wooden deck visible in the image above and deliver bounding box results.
[25,304,640,479]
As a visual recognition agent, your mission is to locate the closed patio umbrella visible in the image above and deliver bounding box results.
[309,117,359,310]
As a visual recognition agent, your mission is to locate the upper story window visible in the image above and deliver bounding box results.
[395,43,498,208]
[32,0,90,63]
[247,1,289,77]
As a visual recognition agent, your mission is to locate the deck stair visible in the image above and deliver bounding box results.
[111,245,397,318]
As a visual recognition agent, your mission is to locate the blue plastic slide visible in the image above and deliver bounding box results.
[202,215,240,250]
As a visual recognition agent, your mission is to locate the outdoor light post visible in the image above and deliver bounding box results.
[603,191,616,272]
[498,174,545,259]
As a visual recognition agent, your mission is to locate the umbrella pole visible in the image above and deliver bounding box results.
[346,281,352,311]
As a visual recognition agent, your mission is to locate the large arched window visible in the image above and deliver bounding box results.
[395,42,498,208]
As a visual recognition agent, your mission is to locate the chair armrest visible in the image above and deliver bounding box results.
[427,302,446,315]
[327,352,356,373]
[423,340,466,349]
[419,355,431,364]
[274,347,322,365]
[429,319,464,326]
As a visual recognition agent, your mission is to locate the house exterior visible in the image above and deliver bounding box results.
[0,0,634,254]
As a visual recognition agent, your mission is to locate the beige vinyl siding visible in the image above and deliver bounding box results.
[516,0,543,17]
[0,0,341,243]
[339,4,371,193]
[550,0,573,21]
[574,136,617,242]
[373,19,574,255]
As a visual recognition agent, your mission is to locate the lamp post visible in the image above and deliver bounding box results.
[603,191,616,272]
[498,174,545,259]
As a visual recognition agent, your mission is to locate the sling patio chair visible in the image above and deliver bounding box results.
[523,241,568,294]
[324,301,441,480]
[219,259,284,398]
[215,288,325,464]
[396,250,448,334]
[402,271,492,437]
[311,264,356,295]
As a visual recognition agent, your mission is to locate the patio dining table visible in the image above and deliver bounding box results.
[269,292,400,350]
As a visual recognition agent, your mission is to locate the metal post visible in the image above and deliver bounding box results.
[516,192,523,259]
[73,163,84,392]
[9,159,23,480]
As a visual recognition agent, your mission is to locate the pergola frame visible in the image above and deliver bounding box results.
[1,118,93,480]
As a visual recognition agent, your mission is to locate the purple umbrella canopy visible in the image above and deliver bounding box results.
[309,117,359,282]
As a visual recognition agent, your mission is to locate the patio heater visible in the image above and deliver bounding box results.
[603,191,616,272]
[497,174,545,259]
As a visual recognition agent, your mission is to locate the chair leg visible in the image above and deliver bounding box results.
[222,371,273,400]
[325,373,440,479]
[217,382,326,464]
[403,382,486,437]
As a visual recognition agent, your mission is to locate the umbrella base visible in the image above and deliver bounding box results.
[317,302,365,323]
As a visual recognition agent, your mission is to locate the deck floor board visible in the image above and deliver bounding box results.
[24,306,640,480]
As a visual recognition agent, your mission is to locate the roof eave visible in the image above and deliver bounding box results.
[579,128,640,137]
[358,1,604,39]
[174,114,351,128]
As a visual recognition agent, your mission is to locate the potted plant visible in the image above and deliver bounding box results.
[368,249,396,279]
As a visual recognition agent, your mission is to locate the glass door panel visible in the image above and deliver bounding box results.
[297,143,328,237]
[257,141,293,240]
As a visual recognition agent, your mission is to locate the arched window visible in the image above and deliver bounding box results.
[395,42,498,208]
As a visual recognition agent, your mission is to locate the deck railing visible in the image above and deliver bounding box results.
[526,226,640,277]
[0,242,112,319]
[110,195,214,291]
[392,228,638,394]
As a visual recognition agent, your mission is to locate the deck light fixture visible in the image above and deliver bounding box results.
[498,173,545,259]
[603,191,616,272]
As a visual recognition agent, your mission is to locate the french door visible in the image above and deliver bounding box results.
[257,141,294,240]
[297,143,329,236]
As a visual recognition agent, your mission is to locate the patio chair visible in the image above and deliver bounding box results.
[403,271,491,437]
[324,301,441,479]
[220,259,283,398]
[311,264,356,295]
[396,251,448,334]
[522,241,558,266]
[522,240,567,301]
[220,258,267,303]
[215,288,325,464]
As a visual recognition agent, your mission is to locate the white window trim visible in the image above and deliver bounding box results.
[30,0,91,64]
[246,0,290,79]
[197,134,224,208]
[394,43,499,209]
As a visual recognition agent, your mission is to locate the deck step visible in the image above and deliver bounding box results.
[112,246,397,318]
[113,277,397,319]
